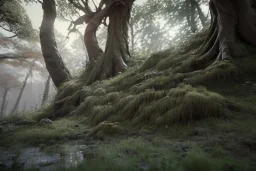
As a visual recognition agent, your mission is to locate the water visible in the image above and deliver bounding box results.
[0,143,91,171]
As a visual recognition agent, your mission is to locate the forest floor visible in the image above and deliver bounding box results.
[1,32,256,171]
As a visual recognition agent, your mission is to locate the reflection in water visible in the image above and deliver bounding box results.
[0,144,88,170]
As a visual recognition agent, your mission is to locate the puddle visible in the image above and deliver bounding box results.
[0,143,90,170]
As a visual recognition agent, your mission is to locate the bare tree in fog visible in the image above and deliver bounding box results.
[0,73,20,117]
[10,60,35,115]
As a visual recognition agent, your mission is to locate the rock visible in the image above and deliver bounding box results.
[40,118,53,124]
[17,120,35,125]
[138,160,149,171]
[174,142,190,152]
[245,81,253,85]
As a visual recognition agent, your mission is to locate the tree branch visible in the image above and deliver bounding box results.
[68,0,87,13]
[0,53,28,60]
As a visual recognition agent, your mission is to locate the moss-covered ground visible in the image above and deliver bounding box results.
[1,31,256,170]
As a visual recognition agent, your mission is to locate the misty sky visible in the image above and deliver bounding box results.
[24,0,146,39]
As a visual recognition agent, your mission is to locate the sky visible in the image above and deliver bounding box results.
[23,0,146,41]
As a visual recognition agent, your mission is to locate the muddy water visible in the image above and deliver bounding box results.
[0,143,90,171]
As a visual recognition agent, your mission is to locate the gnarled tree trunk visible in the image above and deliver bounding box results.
[40,0,71,88]
[192,0,256,70]
[86,0,134,85]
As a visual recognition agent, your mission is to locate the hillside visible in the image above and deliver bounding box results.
[0,31,256,171]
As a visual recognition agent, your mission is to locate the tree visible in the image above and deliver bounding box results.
[0,0,37,40]
[40,0,71,88]
[0,73,20,117]
[10,60,35,114]
[41,75,51,105]
[55,30,86,74]
[63,0,134,84]
[129,4,169,56]
[86,0,134,84]
[162,0,208,33]
[128,0,208,57]
[192,0,256,70]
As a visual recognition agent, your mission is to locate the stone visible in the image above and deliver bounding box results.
[17,120,35,125]
[245,81,253,85]
[174,142,190,152]
[40,118,53,124]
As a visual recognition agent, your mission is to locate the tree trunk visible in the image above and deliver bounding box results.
[40,0,71,88]
[191,0,256,71]
[190,0,197,33]
[86,0,134,85]
[193,0,207,27]
[130,18,135,55]
[77,31,89,62]
[83,11,106,62]
[0,88,8,117]
[42,75,51,105]
[10,61,35,115]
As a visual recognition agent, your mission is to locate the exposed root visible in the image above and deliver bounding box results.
[191,0,256,72]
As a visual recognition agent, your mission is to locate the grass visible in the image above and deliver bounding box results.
[0,117,88,146]
[1,30,256,170]
[51,137,256,171]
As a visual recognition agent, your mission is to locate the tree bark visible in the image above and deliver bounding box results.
[40,0,71,88]
[190,0,197,33]
[42,75,51,105]
[130,18,135,55]
[0,88,8,117]
[85,0,134,85]
[193,0,207,27]
[11,61,35,115]
[193,0,256,70]
[83,9,107,62]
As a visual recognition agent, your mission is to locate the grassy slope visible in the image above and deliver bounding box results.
[1,31,256,170]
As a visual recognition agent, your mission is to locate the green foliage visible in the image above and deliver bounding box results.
[55,138,255,171]
[0,0,37,41]
[1,117,86,145]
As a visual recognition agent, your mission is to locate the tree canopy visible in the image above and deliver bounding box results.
[0,0,37,40]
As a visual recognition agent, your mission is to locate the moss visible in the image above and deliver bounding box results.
[57,137,255,171]
[139,49,174,72]
[87,121,124,138]
[116,90,166,121]
[185,60,240,85]
[1,118,86,145]
[162,85,227,124]
[55,80,83,102]
[90,105,114,125]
